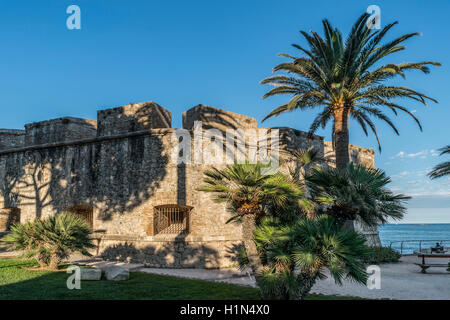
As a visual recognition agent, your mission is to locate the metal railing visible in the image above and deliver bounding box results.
[388,240,450,254]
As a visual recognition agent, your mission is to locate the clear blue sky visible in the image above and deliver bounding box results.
[0,0,449,222]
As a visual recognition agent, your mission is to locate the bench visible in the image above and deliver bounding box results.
[415,254,450,273]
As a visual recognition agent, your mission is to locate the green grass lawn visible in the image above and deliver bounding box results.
[0,258,358,300]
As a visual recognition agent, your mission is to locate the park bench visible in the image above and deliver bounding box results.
[415,253,450,273]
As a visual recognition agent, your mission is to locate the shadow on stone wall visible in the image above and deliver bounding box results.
[99,240,224,268]
[224,243,244,266]
[0,117,168,222]
[0,157,25,210]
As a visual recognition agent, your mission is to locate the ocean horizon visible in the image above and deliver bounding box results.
[378,223,450,254]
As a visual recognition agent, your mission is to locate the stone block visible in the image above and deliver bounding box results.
[80,268,102,281]
[104,266,130,281]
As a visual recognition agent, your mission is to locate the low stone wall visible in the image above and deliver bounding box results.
[96,235,242,269]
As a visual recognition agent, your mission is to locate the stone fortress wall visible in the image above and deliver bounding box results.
[0,101,378,268]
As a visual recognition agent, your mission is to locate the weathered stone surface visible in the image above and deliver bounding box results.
[99,238,243,269]
[0,101,378,267]
[79,268,102,281]
[0,208,20,232]
[183,105,257,131]
[97,101,171,136]
[324,141,375,168]
[0,129,25,150]
[25,117,97,146]
[104,266,129,281]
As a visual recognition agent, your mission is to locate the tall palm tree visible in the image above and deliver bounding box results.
[306,163,410,226]
[198,162,309,274]
[428,145,450,179]
[261,13,440,169]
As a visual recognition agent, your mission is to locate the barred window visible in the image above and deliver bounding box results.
[153,204,192,235]
[66,205,94,229]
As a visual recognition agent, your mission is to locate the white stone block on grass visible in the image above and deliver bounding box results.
[80,268,102,281]
[104,266,130,281]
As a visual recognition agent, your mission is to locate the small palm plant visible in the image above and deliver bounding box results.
[428,145,450,179]
[253,216,369,300]
[306,163,410,226]
[2,212,94,269]
[199,162,310,274]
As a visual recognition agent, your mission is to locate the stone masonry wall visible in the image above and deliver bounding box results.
[183,104,257,131]
[0,130,25,150]
[0,102,377,267]
[324,141,375,168]
[97,102,172,136]
[25,117,97,146]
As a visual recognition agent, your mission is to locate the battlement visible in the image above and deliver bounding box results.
[0,129,25,150]
[0,102,373,165]
[24,117,97,146]
[97,101,172,136]
[183,104,257,131]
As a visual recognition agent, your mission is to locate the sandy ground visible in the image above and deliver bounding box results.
[310,256,450,300]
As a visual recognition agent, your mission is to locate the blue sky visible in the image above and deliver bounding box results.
[0,0,448,222]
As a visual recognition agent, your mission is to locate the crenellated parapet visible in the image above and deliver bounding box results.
[0,129,25,150]
[24,117,97,146]
[97,101,172,136]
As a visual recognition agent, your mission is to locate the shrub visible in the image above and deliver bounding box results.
[1,212,94,269]
[252,216,369,300]
[363,246,401,264]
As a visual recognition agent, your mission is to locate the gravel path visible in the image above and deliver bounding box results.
[310,256,449,300]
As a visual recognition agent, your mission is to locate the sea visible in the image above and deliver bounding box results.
[378,223,450,254]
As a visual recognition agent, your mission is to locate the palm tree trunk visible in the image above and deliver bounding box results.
[333,107,350,170]
[241,214,263,275]
[49,257,60,270]
[292,273,318,300]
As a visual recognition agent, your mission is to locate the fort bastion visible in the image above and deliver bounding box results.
[0,101,379,268]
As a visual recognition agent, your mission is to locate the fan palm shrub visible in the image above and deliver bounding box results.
[306,163,410,226]
[199,162,310,274]
[428,145,450,179]
[2,212,94,269]
[251,216,368,300]
[261,13,440,169]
